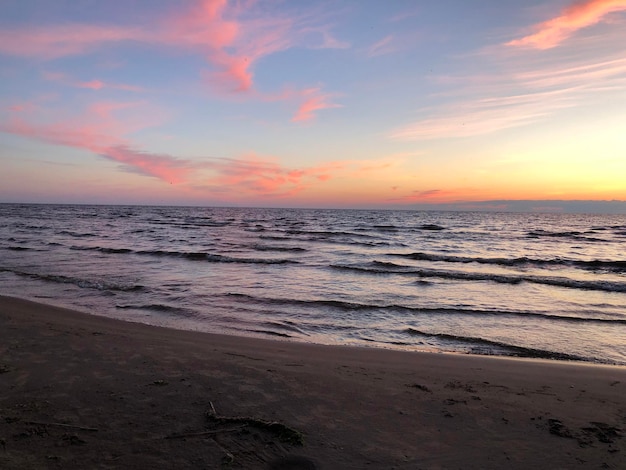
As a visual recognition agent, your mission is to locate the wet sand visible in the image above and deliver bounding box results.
[1,295,624,469]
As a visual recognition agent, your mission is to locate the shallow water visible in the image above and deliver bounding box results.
[1,204,625,364]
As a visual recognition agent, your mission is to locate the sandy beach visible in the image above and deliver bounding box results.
[0,295,624,469]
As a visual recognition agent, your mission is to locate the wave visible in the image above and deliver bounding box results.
[59,230,96,238]
[182,218,233,227]
[391,252,626,273]
[404,328,589,361]
[263,320,310,336]
[264,234,393,248]
[526,230,606,242]
[226,292,376,311]
[590,225,626,232]
[258,233,397,247]
[145,217,233,228]
[356,224,446,233]
[1,268,145,292]
[283,229,379,239]
[251,244,307,253]
[371,225,399,232]
[71,245,133,254]
[115,303,197,318]
[273,229,396,247]
[67,245,299,264]
[243,328,292,338]
[224,293,625,324]
[417,224,446,231]
[332,264,626,293]
[116,303,182,313]
[137,250,299,264]
[15,224,51,231]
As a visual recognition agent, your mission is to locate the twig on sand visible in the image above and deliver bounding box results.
[24,421,98,432]
[164,402,304,446]
[205,408,304,446]
[211,437,235,465]
[165,425,246,440]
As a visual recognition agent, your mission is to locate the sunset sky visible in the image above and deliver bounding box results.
[1,0,625,211]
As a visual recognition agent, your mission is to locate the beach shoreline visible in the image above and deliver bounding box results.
[1,294,625,469]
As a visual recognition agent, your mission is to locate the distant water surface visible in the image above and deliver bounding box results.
[1,204,625,364]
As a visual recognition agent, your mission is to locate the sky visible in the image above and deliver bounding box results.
[0,0,625,212]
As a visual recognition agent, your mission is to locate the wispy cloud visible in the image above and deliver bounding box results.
[165,0,295,93]
[1,110,332,192]
[42,71,143,92]
[7,102,36,113]
[367,35,395,57]
[291,88,341,122]
[0,99,368,197]
[198,155,345,198]
[513,56,626,89]
[387,189,464,203]
[390,8,626,142]
[389,88,577,140]
[0,0,343,120]
[104,145,194,183]
[195,156,403,200]
[0,24,143,59]
[301,26,350,50]
[0,101,190,183]
[507,0,626,49]
[387,7,421,23]
[77,80,143,92]
[0,1,329,92]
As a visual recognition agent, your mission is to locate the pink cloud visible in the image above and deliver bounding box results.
[0,24,143,59]
[0,1,248,92]
[207,53,254,92]
[0,0,342,100]
[192,156,380,199]
[388,189,461,203]
[1,99,353,194]
[203,22,295,93]
[253,85,341,122]
[507,0,626,49]
[0,1,343,121]
[43,71,144,92]
[201,155,340,197]
[165,0,239,50]
[158,0,320,95]
[1,101,190,184]
[105,145,193,184]
[292,88,341,122]
[163,0,252,92]
[2,97,395,199]
[80,80,143,92]
[78,80,105,90]
[8,102,35,113]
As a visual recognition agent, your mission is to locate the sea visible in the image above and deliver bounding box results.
[1,204,625,365]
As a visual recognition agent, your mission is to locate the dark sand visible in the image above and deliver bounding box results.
[1,295,624,469]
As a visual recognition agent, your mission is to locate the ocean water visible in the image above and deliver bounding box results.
[1,204,625,365]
